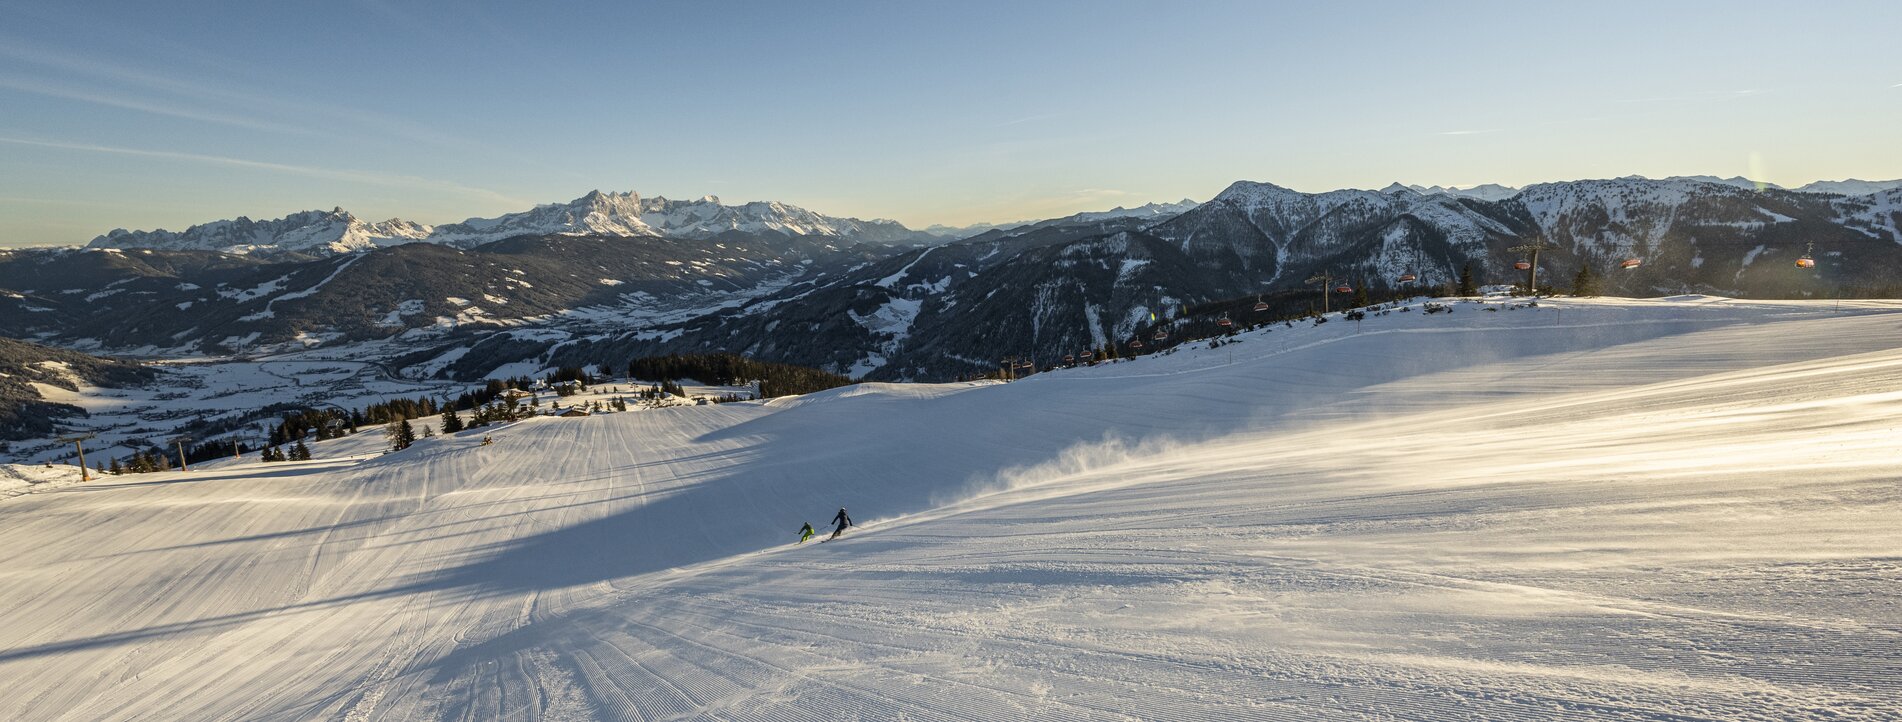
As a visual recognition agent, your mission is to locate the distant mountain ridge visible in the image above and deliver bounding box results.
[87,191,934,257]
[923,199,1201,238]
[1386,176,1902,202]
[90,208,432,256]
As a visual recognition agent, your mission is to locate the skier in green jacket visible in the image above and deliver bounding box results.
[798,522,815,544]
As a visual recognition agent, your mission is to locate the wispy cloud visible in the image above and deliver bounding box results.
[0,39,493,152]
[0,75,315,135]
[0,135,524,205]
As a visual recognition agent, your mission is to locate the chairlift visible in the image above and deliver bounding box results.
[1152,328,1168,341]
[1620,258,1642,270]
[1513,259,1532,271]
[1063,354,1075,364]
[1334,284,1353,294]
[1398,271,1418,283]
[1795,242,1816,269]
[1252,295,1269,312]
[1216,313,1233,328]
[1129,339,1144,349]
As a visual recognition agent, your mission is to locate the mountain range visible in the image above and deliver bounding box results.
[921,200,1201,238]
[5,175,1899,385]
[536,176,1902,380]
[85,191,938,258]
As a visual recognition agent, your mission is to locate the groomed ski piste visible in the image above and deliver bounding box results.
[2,295,1899,721]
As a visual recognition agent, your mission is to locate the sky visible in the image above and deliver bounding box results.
[1,0,1898,247]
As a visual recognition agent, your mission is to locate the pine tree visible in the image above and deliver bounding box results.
[1350,284,1370,309]
[1572,264,1599,297]
[1457,263,1478,296]
[108,457,123,475]
[292,440,312,461]
[440,408,464,434]
[386,419,411,451]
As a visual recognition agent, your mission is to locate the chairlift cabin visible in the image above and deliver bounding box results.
[1252,295,1270,312]
[1513,259,1532,271]
[1398,271,1418,283]
[1129,339,1144,349]
[1152,329,1168,341]
[1795,242,1816,269]
[1063,354,1075,364]
[1334,284,1353,294]
[1620,258,1642,270]
[1216,313,1233,328]
[1080,350,1094,360]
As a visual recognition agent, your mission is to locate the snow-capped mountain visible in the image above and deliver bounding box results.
[421,190,934,248]
[84,191,933,258]
[634,195,922,243]
[1400,183,1522,202]
[87,208,432,256]
[1062,199,1199,224]
[1796,178,1902,196]
[426,190,657,247]
[921,199,1201,239]
[1663,175,1782,191]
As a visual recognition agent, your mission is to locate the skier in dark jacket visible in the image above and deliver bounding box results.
[829,507,852,540]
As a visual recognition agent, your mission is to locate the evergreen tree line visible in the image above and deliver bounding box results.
[261,441,312,462]
[623,354,852,398]
[976,265,1517,381]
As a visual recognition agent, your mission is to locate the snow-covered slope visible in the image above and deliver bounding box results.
[1837,187,1902,240]
[87,208,432,256]
[1,296,1898,720]
[0,462,88,498]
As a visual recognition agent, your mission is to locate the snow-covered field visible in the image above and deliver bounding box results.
[6,355,476,465]
[1,296,1898,720]
[0,462,89,498]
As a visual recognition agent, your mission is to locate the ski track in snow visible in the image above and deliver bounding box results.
[1,297,1900,720]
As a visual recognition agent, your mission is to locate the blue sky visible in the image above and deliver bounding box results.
[1,0,1898,246]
